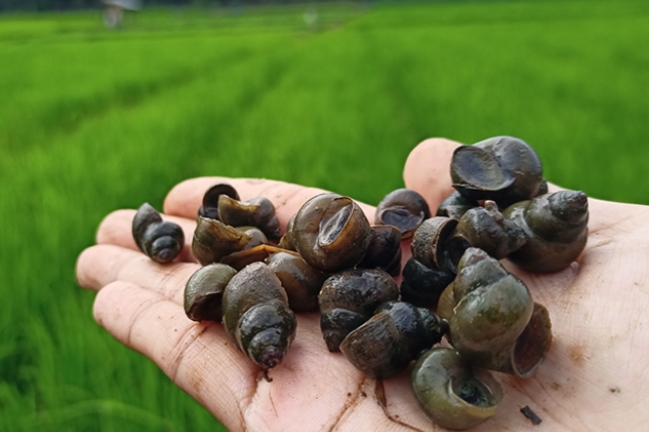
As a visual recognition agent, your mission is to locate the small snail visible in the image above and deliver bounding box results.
[339,301,447,379]
[375,188,430,239]
[191,216,252,266]
[184,263,237,322]
[132,203,185,264]
[450,136,544,207]
[504,190,589,273]
[318,268,399,352]
[266,251,329,312]
[222,262,297,370]
[197,183,240,220]
[400,257,455,308]
[436,191,478,220]
[218,195,281,242]
[411,216,469,272]
[357,225,402,276]
[292,193,371,272]
[411,348,504,431]
[439,248,552,377]
[451,200,528,260]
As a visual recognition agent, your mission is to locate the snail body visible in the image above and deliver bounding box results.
[222,262,297,370]
[318,268,399,352]
[440,248,552,377]
[504,190,589,273]
[411,348,504,430]
[339,301,447,379]
[132,203,185,263]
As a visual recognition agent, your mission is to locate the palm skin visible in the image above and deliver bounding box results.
[76,139,649,432]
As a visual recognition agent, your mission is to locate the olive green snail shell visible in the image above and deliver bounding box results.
[132,203,185,264]
[411,348,504,431]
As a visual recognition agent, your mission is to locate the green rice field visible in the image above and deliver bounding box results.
[1,1,648,430]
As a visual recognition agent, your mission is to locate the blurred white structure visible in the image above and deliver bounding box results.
[102,0,142,29]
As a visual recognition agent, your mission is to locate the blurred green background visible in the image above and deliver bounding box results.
[1,0,648,430]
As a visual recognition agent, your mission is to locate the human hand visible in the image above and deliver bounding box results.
[76,138,649,431]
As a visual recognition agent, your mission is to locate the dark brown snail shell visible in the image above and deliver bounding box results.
[339,301,447,379]
[132,203,185,264]
[503,190,589,273]
[318,268,399,352]
[292,193,372,272]
[266,251,329,312]
[184,263,237,322]
[191,216,251,266]
[218,195,281,242]
[450,136,544,207]
[411,217,469,273]
[357,225,402,276]
[441,248,552,377]
[222,262,297,370]
[277,214,297,251]
[451,200,528,260]
[436,191,478,221]
[197,183,240,220]
[411,348,504,431]
[400,258,456,308]
[374,188,430,239]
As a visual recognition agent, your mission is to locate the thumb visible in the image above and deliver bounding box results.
[403,138,462,212]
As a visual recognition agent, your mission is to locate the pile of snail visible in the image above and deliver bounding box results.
[132,136,589,430]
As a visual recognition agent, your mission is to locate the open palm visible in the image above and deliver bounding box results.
[76,139,649,431]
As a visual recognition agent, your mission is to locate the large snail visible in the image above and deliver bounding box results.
[222,262,297,370]
[132,203,185,264]
[438,248,552,377]
[504,190,589,273]
[339,301,447,379]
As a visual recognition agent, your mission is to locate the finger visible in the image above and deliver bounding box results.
[76,245,198,303]
[93,281,253,431]
[403,138,462,212]
[96,209,196,262]
[163,177,376,228]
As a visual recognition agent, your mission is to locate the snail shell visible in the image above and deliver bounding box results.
[292,193,371,272]
[266,251,329,312]
[411,348,504,431]
[191,216,252,266]
[218,195,281,242]
[357,225,402,276]
[318,269,399,352]
[222,262,297,370]
[132,203,185,264]
[450,136,544,207]
[411,216,469,272]
[441,248,552,377]
[504,190,589,273]
[197,183,240,220]
[374,188,430,239]
[339,301,447,379]
[400,257,456,308]
[184,263,237,322]
[436,191,478,221]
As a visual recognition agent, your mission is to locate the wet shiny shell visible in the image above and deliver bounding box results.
[339,301,447,379]
[198,183,240,220]
[450,136,544,207]
[184,263,237,322]
[292,193,372,272]
[374,188,430,239]
[357,225,402,276]
[412,348,504,431]
[132,203,185,264]
[222,262,296,370]
[436,191,478,221]
[218,195,281,241]
[266,251,329,312]
[400,257,456,308]
[411,217,467,272]
[318,268,399,352]
[192,216,251,266]
[504,190,589,273]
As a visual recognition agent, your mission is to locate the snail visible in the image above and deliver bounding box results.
[292,193,371,272]
[184,263,237,322]
[374,188,430,239]
[436,191,478,220]
[191,216,253,266]
[411,216,469,273]
[411,348,504,431]
[450,200,528,260]
[266,251,330,312]
[357,225,402,276]
[450,136,544,207]
[197,183,240,220]
[318,268,399,352]
[132,203,185,264]
[503,190,589,273]
[277,214,297,251]
[218,195,281,241]
[222,262,297,370]
[438,248,552,377]
[339,301,447,379]
[400,257,455,308]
